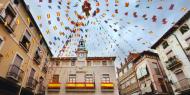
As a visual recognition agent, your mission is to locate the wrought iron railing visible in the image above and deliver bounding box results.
[174,78,190,92]
[7,64,24,82]
[26,77,38,89]
[166,56,182,70]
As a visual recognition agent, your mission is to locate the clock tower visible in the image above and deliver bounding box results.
[76,37,88,61]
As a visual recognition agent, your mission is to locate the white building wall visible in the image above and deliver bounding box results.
[155,17,190,94]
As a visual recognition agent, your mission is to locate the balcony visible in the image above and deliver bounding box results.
[19,41,29,52]
[0,8,17,33]
[6,64,24,82]
[121,82,139,94]
[166,56,182,70]
[65,82,95,92]
[26,77,38,90]
[174,78,190,93]
[33,57,41,65]
[101,82,114,92]
[119,67,135,82]
[48,82,61,92]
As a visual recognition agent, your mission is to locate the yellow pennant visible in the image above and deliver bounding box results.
[27,17,30,23]
[37,16,41,20]
[57,12,61,16]
[16,19,20,25]
[53,26,57,30]
[47,13,51,19]
[46,30,50,34]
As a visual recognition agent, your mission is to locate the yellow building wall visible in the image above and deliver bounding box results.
[0,0,51,93]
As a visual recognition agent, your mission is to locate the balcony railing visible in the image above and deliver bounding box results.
[65,82,95,92]
[0,8,16,33]
[33,56,41,65]
[19,41,29,52]
[48,82,61,89]
[26,77,38,90]
[120,82,139,94]
[7,64,24,82]
[174,78,190,92]
[101,82,114,92]
[119,67,135,82]
[66,82,95,89]
[166,56,182,70]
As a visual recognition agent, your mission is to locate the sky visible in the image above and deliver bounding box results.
[24,0,190,67]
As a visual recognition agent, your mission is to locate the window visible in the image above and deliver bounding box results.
[87,61,91,66]
[55,61,60,66]
[39,38,43,45]
[152,63,160,75]
[12,0,19,5]
[52,74,59,83]
[13,54,23,66]
[119,72,123,77]
[102,74,110,82]
[9,54,23,78]
[29,22,34,28]
[102,61,107,66]
[1,4,17,32]
[85,74,93,83]
[158,78,167,92]
[4,4,16,25]
[29,68,35,78]
[162,41,169,49]
[33,47,41,64]
[128,63,133,69]
[124,67,127,73]
[71,61,75,66]
[180,24,189,34]
[20,30,31,51]
[69,74,76,83]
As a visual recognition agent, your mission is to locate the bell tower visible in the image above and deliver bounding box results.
[76,37,88,61]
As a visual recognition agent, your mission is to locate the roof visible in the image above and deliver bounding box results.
[151,11,190,49]
[117,52,140,71]
[51,56,116,61]
[133,51,159,63]
[20,0,53,56]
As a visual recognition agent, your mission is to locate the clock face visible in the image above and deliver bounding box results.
[78,53,86,61]
[78,53,84,59]
[80,53,83,57]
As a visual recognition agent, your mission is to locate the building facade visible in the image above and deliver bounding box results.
[134,51,171,95]
[0,0,52,95]
[48,38,119,95]
[117,53,141,95]
[151,11,190,95]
